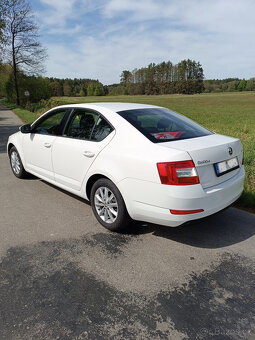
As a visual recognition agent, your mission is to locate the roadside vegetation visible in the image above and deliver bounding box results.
[1,91,254,210]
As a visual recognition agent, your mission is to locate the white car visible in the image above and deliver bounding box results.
[7,103,245,231]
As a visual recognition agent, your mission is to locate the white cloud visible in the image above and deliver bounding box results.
[45,33,165,83]
[47,24,82,35]
[39,0,77,26]
[37,0,255,82]
[38,0,104,28]
[103,0,166,20]
[103,0,255,35]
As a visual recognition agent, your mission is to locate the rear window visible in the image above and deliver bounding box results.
[117,108,212,143]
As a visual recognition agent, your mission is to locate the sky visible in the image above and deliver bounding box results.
[31,0,255,84]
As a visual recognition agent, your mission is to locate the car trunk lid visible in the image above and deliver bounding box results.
[160,134,243,188]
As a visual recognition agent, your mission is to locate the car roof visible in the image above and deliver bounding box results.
[56,102,160,113]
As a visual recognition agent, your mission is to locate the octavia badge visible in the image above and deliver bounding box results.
[228,147,233,155]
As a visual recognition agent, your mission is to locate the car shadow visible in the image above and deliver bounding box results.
[41,180,91,206]
[35,177,255,250]
[128,208,255,249]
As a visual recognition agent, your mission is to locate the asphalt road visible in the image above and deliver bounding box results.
[0,103,255,340]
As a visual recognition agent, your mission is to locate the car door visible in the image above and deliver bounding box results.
[52,108,115,191]
[22,108,69,180]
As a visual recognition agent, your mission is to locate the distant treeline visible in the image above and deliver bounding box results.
[48,78,108,97]
[108,60,205,95]
[1,62,255,108]
[108,61,255,95]
[0,64,107,105]
[204,78,255,93]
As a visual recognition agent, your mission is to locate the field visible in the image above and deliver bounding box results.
[2,91,255,209]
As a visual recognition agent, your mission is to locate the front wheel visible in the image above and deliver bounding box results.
[90,178,132,232]
[9,146,29,179]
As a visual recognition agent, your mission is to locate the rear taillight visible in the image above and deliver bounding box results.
[157,160,200,185]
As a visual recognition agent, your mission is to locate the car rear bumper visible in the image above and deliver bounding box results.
[118,167,245,227]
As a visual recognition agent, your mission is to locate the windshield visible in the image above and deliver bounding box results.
[117,108,212,143]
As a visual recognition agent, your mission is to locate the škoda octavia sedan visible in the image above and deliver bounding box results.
[8,103,245,231]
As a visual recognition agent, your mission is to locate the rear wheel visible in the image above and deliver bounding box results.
[9,146,29,179]
[90,178,132,232]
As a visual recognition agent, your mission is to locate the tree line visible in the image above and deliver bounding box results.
[204,78,255,93]
[1,62,254,107]
[48,78,107,97]
[108,60,205,95]
[0,64,106,105]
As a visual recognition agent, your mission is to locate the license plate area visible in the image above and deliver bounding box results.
[214,157,239,177]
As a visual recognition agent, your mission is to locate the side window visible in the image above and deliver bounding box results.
[34,110,67,135]
[91,116,113,142]
[64,109,98,140]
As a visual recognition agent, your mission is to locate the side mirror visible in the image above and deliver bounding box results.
[20,124,31,134]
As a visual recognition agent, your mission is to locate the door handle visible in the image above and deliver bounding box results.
[83,151,95,158]
[44,142,52,148]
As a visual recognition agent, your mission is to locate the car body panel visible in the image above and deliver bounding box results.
[161,134,243,188]
[8,131,25,165]
[22,133,57,180]
[117,166,244,226]
[52,132,115,191]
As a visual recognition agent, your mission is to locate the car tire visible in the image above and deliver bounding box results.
[90,178,132,232]
[9,146,29,179]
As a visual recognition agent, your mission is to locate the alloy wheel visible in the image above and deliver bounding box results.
[94,186,118,224]
[11,151,21,175]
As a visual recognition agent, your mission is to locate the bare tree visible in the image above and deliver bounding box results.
[0,0,8,61]
[0,8,4,45]
[4,0,46,104]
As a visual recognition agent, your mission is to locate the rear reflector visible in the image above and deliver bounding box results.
[157,160,200,185]
[170,209,204,215]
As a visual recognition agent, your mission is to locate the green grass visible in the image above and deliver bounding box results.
[1,92,255,209]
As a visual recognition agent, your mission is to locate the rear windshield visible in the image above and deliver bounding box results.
[117,108,212,143]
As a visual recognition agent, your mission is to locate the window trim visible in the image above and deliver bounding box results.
[31,108,71,136]
[62,107,115,142]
